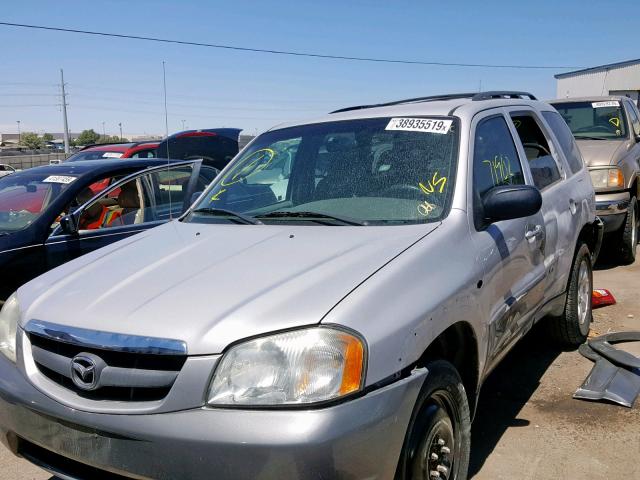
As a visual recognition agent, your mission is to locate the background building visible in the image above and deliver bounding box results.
[555,59,640,104]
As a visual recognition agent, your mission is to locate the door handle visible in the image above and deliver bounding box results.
[525,225,543,240]
[569,198,578,215]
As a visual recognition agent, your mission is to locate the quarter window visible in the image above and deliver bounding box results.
[542,111,584,174]
[510,114,561,190]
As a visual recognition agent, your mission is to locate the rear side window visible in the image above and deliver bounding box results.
[473,116,525,199]
[543,111,584,174]
[510,114,561,190]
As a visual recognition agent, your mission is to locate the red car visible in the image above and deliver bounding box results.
[65,141,160,162]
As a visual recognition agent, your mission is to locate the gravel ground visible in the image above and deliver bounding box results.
[1,256,638,480]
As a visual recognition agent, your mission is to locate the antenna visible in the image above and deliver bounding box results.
[162,61,172,219]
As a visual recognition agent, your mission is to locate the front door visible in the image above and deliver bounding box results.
[44,161,201,270]
[469,112,546,371]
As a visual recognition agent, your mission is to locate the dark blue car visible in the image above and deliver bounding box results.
[0,158,218,300]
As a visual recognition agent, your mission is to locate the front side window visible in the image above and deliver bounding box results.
[624,101,640,137]
[188,117,459,225]
[78,164,195,230]
[473,116,525,199]
[552,101,628,140]
[511,114,561,190]
[542,111,584,174]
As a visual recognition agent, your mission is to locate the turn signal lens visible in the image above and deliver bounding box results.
[607,168,625,188]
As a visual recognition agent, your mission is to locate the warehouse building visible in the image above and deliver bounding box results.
[555,58,640,105]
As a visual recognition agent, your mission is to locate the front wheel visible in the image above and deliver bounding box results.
[548,242,593,346]
[618,196,638,264]
[396,361,471,480]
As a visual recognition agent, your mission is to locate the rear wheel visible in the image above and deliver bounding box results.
[396,361,471,480]
[618,196,638,264]
[548,243,593,346]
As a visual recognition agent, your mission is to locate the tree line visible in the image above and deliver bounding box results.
[18,129,129,150]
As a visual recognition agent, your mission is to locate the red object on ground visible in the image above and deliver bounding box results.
[592,289,617,309]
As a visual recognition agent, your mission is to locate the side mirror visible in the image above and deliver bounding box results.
[59,214,79,235]
[635,134,640,143]
[190,191,203,205]
[482,185,542,223]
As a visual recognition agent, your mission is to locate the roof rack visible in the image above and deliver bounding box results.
[471,91,537,101]
[330,91,537,114]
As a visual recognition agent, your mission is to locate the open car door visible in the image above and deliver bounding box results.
[44,160,202,271]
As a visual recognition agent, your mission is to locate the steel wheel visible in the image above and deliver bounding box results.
[397,361,471,480]
[413,402,456,479]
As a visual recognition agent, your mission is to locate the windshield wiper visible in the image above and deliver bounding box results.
[190,208,263,225]
[257,210,366,226]
[574,135,609,141]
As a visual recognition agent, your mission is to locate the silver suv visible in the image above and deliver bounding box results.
[0,91,601,480]
[550,96,640,263]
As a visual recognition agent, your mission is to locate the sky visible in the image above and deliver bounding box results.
[1,0,639,138]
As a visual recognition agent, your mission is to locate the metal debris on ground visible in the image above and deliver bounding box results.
[574,332,640,408]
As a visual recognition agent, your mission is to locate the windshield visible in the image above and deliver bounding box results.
[66,150,124,162]
[188,117,459,226]
[552,101,628,139]
[0,172,77,232]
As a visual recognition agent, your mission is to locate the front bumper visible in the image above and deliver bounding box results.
[0,353,426,480]
[595,191,630,233]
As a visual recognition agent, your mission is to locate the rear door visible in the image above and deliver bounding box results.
[506,109,573,302]
[469,111,546,370]
[44,161,201,269]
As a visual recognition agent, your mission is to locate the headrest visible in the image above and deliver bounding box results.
[118,183,140,209]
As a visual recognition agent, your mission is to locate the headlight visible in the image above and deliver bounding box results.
[208,327,365,406]
[0,293,20,363]
[589,167,625,189]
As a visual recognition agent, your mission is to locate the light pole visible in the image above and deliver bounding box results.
[16,121,20,144]
[118,122,123,141]
[101,121,106,138]
[181,120,186,130]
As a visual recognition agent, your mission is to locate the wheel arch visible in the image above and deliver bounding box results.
[414,321,480,418]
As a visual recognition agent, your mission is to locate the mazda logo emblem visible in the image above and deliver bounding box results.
[70,353,105,391]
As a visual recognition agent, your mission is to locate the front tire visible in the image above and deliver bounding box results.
[396,361,471,480]
[618,196,638,264]
[548,243,593,346]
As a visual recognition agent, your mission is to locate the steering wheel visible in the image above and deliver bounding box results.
[522,142,551,157]
[380,184,424,199]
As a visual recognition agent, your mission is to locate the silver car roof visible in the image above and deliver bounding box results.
[269,97,556,132]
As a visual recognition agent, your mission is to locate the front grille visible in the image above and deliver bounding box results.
[29,332,186,402]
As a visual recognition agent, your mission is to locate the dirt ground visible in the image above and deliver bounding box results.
[1,256,639,480]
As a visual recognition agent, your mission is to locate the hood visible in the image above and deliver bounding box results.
[19,221,437,355]
[575,139,629,167]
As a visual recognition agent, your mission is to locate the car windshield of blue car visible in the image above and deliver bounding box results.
[187,117,459,226]
[0,172,76,233]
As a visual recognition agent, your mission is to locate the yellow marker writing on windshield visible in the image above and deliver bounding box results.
[211,188,226,201]
[419,171,447,195]
[609,117,621,128]
[221,148,275,187]
[418,201,436,216]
